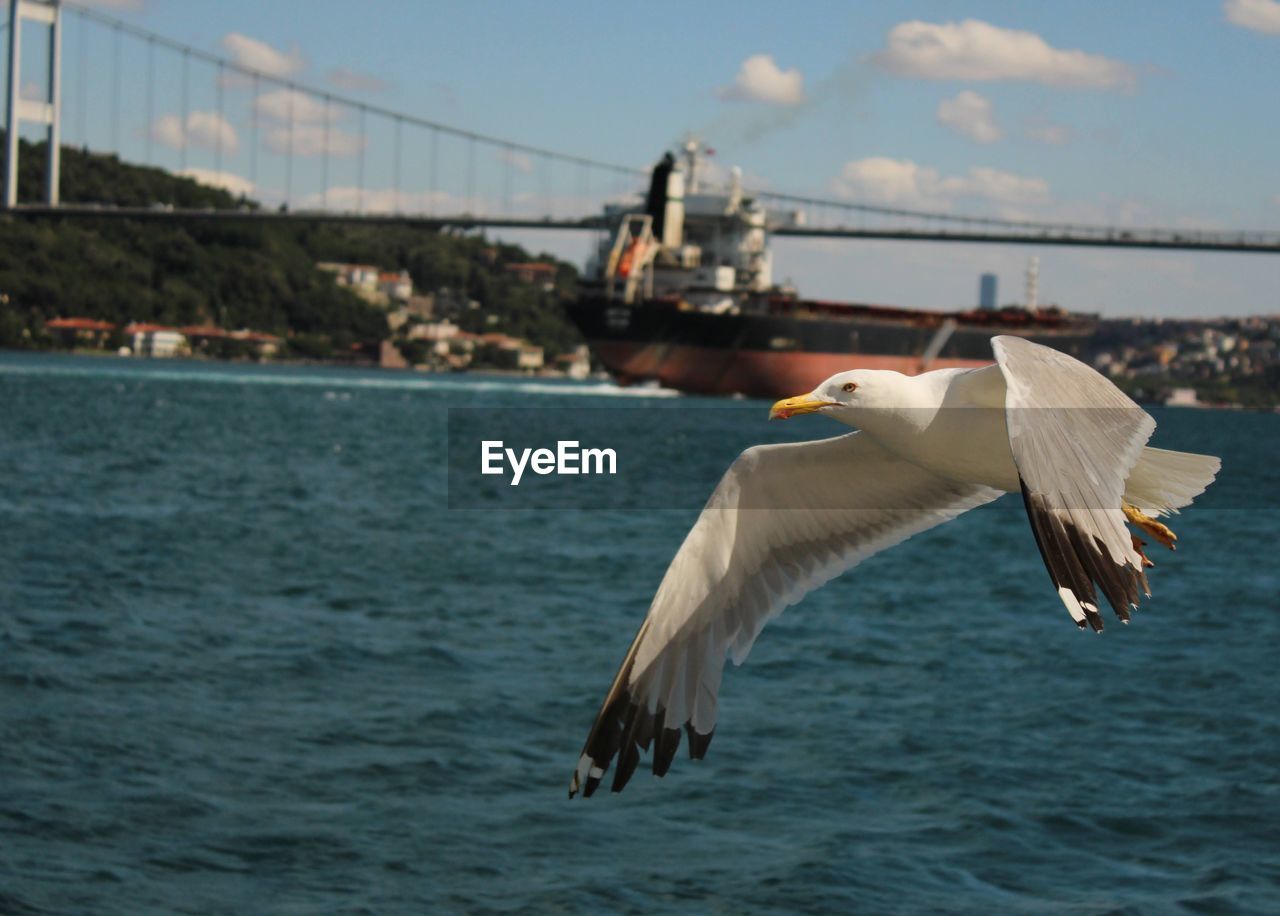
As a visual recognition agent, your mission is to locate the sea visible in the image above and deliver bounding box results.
[2,350,1277,914]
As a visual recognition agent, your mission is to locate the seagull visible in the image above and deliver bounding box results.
[570,335,1220,797]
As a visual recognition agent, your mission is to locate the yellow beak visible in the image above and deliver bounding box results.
[769,393,836,420]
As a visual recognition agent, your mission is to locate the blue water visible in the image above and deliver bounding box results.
[2,351,1278,914]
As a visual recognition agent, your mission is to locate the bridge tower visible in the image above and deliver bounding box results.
[4,0,62,208]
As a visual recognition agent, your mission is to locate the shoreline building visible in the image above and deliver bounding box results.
[45,317,116,348]
[124,323,187,358]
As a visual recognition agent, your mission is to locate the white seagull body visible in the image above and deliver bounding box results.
[570,336,1220,797]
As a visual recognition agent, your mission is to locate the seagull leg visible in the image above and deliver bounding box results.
[1123,502,1177,551]
[1131,534,1155,569]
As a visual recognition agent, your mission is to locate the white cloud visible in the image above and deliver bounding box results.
[1025,119,1073,146]
[1273,194,1280,206]
[716,54,806,105]
[944,166,1051,204]
[150,115,185,150]
[1225,0,1280,34]
[830,157,1050,207]
[254,88,337,124]
[936,90,1002,143]
[499,149,534,174]
[873,19,1136,91]
[831,157,936,205]
[178,168,255,197]
[264,124,365,158]
[150,111,239,155]
[220,33,304,79]
[327,67,391,93]
[187,112,238,154]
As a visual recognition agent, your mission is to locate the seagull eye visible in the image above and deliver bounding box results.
[842,382,857,393]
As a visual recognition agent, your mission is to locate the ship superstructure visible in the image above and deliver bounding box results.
[584,141,799,311]
[569,144,1096,398]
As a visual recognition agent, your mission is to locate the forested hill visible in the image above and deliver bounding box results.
[0,138,583,356]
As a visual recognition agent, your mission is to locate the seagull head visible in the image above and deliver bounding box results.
[769,370,879,421]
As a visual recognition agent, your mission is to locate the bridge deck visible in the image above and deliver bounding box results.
[5,204,1279,254]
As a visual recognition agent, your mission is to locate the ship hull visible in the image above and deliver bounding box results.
[567,296,1095,398]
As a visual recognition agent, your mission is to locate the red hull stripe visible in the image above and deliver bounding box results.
[591,341,991,398]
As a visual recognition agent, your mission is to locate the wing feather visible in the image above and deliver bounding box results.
[570,431,1000,796]
[993,335,1155,631]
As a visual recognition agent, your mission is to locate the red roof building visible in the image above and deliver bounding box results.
[479,332,523,349]
[46,317,116,331]
[504,262,557,286]
[180,325,230,339]
[123,322,179,335]
[45,317,116,348]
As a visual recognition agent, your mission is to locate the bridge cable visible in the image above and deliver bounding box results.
[428,127,438,217]
[143,36,152,165]
[466,135,475,215]
[110,22,120,153]
[321,95,330,212]
[394,115,402,215]
[180,48,189,175]
[215,60,224,178]
[357,104,366,214]
[76,10,86,148]
[249,72,258,191]
[502,143,512,217]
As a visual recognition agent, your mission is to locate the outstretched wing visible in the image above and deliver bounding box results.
[570,431,1000,797]
[992,335,1155,632]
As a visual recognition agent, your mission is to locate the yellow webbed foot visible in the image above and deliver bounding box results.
[1123,502,1177,551]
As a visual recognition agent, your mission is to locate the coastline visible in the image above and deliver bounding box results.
[3,347,1276,410]
[2,346,593,382]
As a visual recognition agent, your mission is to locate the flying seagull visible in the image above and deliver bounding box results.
[570,336,1219,797]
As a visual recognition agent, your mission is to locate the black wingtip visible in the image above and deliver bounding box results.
[653,726,681,777]
[685,723,715,760]
[1019,477,1151,633]
[611,739,641,793]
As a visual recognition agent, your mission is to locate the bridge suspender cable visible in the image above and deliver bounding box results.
[2,1,1277,254]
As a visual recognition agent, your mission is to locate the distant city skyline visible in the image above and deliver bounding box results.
[9,0,1280,317]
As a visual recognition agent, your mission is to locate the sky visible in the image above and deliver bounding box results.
[11,0,1280,317]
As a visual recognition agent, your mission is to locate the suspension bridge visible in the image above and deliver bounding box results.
[4,0,1280,255]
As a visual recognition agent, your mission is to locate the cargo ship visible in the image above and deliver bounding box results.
[566,142,1096,398]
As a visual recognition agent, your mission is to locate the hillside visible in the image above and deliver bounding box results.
[0,138,583,358]
[1090,316,1280,408]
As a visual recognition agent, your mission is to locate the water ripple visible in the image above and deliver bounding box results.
[2,352,1278,913]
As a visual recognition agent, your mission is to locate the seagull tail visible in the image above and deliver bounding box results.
[1123,446,1221,518]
